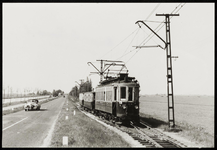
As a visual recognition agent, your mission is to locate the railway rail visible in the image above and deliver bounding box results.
[75,102,187,148]
[138,120,187,148]
[130,121,187,148]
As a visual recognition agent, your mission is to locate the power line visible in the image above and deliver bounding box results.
[102,3,186,64]
[115,47,137,60]
[173,3,186,15]
[171,3,182,14]
[143,3,186,46]
[115,3,161,61]
[100,27,140,59]
[146,3,161,20]
[121,27,140,57]
[139,3,185,47]
[125,49,139,64]
[124,3,186,64]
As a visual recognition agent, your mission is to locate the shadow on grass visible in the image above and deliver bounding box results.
[139,113,168,128]
[139,113,182,132]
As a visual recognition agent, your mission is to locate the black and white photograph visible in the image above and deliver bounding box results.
[2,2,214,148]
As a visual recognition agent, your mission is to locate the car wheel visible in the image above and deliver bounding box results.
[26,106,30,111]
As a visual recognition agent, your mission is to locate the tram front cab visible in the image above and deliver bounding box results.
[114,83,140,123]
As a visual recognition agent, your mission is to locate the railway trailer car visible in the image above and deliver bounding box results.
[79,93,84,107]
[95,85,114,119]
[83,92,95,112]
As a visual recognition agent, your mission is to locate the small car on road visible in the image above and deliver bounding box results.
[24,99,41,111]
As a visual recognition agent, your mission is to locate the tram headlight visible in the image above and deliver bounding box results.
[122,104,127,109]
[135,105,139,109]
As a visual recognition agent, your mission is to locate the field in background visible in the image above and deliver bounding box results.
[2,95,50,106]
[139,95,214,147]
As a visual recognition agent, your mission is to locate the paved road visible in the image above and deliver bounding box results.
[2,96,66,147]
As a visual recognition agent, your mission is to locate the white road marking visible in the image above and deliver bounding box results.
[41,107,62,147]
[65,116,68,120]
[74,110,76,115]
[3,117,28,131]
[63,136,68,146]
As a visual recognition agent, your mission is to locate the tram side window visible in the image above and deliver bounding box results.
[114,87,117,101]
[128,87,133,101]
[121,87,126,99]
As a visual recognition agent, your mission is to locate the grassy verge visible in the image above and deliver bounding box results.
[2,97,58,116]
[2,97,51,107]
[50,95,130,147]
[139,113,214,147]
[2,101,26,107]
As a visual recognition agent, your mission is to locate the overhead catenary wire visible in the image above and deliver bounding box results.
[139,3,185,47]
[125,49,140,64]
[115,47,137,60]
[124,3,186,64]
[146,3,161,20]
[115,3,161,61]
[144,3,186,46]
[100,27,140,59]
[121,27,141,57]
[100,3,186,65]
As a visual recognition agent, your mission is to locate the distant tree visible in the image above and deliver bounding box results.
[89,79,92,91]
[42,90,48,95]
[53,90,57,97]
[78,77,93,93]
[69,86,79,98]
[52,89,64,97]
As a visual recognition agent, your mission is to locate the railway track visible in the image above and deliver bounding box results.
[76,103,187,148]
[130,121,187,148]
[138,120,187,148]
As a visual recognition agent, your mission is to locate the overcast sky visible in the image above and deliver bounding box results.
[3,3,214,95]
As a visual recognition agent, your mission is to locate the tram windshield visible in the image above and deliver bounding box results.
[128,87,133,101]
[121,87,126,100]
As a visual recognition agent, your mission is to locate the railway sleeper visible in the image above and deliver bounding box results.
[159,144,177,148]
[140,142,155,147]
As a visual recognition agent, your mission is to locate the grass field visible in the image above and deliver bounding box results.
[139,95,214,147]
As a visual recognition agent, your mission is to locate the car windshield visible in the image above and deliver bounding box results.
[27,100,32,102]
[27,99,38,103]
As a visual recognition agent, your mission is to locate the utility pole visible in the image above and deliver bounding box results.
[100,60,103,82]
[135,13,179,128]
[8,86,9,98]
[156,13,179,128]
